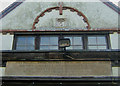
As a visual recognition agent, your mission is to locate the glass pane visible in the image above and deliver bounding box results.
[98,46,107,49]
[88,46,97,49]
[26,37,35,45]
[50,37,58,45]
[73,46,83,49]
[17,37,26,45]
[97,36,106,45]
[16,36,35,50]
[88,37,97,45]
[40,37,49,45]
[16,46,26,50]
[66,46,73,50]
[26,45,34,50]
[73,37,82,45]
[40,46,49,50]
[49,46,58,50]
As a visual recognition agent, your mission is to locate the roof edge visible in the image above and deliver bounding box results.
[100,0,120,14]
[0,0,25,19]
[0,0,119,19]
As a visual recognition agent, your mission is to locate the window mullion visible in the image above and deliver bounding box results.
[106,34,111,49]
[35,35,40,50]
[59,34,64,50]
[83,35,87,50]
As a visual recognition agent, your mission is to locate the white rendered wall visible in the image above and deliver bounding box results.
[0,33,14,50]
[0,1,119,30]
[110,32,119,49]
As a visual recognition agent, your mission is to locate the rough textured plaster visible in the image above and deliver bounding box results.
[0,1,119,30]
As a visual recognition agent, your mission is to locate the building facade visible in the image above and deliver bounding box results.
[0,0,120,85]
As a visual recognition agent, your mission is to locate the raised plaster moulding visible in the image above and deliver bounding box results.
[55,18,68,28]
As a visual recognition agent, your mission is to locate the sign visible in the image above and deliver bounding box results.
[5,61,112,76]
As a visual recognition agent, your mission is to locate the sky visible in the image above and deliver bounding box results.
[0,0,119,12]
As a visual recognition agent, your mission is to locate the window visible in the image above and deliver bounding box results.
[40,36,58,50]
[16,36,35,50]
[64,36,83,50]
[15,34,109,50]
[87,36,107,49]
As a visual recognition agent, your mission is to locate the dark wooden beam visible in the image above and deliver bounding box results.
[1,50,120,61]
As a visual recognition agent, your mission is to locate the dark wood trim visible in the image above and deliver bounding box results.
[2,50,120,61]
[107,34,111,49]
[2,76,120,81]
[12,35,17,50]
[83,34,87,50]
[35,35,40,50]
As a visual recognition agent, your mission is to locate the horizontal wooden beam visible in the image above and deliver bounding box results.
[2,76,120,81]
[1,50,120,61]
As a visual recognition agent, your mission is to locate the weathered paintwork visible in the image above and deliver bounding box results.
[0,1,119,30]
[5,61,112,76]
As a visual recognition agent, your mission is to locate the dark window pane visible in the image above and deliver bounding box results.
[40,46,49,50]
[66,46,73,50]
[40,36,58,50]
[49,46,58,50]
[73,46,83,49]
[40,37,49,45]
[65,36,82,45]
[16,36,35,50]
[73,37,82,45]
[16,46,26,50]
[88,36,107,50]
[65,36,83,50]
[26,37,35,45]
[88,37,97,45]
[50,37,58,45]
[26,45,34,50]
[17,37,26,45]
[98,46,107,49]
[16,45,35,50]
[97,36,106,45]
[40,46,58,50]
[88,46,98,49]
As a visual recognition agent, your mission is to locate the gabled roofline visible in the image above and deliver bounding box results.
[0,0,25,19]
[100,0,120,14]
[0,0,119,19]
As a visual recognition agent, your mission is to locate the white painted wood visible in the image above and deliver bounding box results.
[0,34,14,50]
[0,67,5,76]
[110,32,119,49]
[112,67,119,76]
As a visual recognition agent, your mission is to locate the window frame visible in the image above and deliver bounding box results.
[63,35,84,50]
[13,35,36,50]
[86,35,110,50]
[39,35,59,50]
[13,33,111,50]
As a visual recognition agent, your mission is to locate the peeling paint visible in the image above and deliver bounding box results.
[0,1,119,30]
